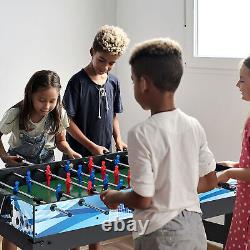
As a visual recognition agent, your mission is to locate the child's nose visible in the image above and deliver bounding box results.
[43,102,50,110]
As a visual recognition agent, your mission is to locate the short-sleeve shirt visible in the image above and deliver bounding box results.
[0,107,69,149]
[128,109,216,238]
[63,69,123,156]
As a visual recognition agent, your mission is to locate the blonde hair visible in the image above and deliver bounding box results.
[129,38,183,92]
[92,25,129,56]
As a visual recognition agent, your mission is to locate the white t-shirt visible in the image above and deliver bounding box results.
[0,107,69,150]
[128,109,216,238]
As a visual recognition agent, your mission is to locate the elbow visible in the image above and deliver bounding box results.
[130,191,152,209]
[136,197,152,209]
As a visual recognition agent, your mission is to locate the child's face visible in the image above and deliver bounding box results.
[32,87,59,118]
[237,65,250,101]
[91,50,120,75]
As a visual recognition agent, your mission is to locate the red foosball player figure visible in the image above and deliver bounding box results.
[45,165,52,187]
[87,180,93,194]
[127,169,131,188]
[88,156,94,174]
[65,172,71,195]
[114,165,120,185]
[101,161,106,180]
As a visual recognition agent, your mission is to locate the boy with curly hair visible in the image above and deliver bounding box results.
[63,25,129,159]
[101,38,217,250]
[63,25,129,250]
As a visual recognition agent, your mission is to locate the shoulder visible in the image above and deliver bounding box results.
[108,73,119,82]
[128,119,152,140]
[0,107,20,134]
[107,73,120,87]
[67,69,87,86]
[245,117,250,128]
[175,109,203,129]
[2,107,20,122]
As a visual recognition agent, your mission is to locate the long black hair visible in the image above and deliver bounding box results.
[14,70,62,134]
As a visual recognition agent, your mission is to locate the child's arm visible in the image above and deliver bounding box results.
[197,171,217,193]
[55,131,82,159]
[100,190,152,210]
[218,168,250,183]
[66,119,108,155]
[217,161,239,168]
[0,133,22,166]
[113,114,127,151]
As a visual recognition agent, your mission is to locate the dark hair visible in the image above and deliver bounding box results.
[243,56,250,69]
[14,70,62,133]
[129,38,183,92]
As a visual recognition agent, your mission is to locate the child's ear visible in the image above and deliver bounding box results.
[140,76,150,92]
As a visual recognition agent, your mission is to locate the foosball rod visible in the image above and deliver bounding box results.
[13,173,108,215]
[70,166,117,188]
[83,161,127,179]
[13,172,73,199]
[78,198,109,215]
[36,168,99,194]
[0,180,46,204]
[59,164,107,189]
[50,204,72,217]
[9,174,75,217]
[104,158,129,169]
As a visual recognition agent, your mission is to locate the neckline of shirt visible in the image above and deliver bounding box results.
[81,68,108,88]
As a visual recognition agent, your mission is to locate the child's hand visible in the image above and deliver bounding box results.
[115,140,127,152]
[217,170,230,184]
[91,145,109,156]
[217,161,239,168]
[67,150,82,159]
[100,190,120,209]
[2,155,23,166]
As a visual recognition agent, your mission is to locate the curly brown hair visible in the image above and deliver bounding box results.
[92,25,129,56]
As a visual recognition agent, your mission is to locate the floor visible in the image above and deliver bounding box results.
[0,236,222,250]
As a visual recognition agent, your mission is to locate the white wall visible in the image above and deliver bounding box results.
[116,0,248,161]
[0,0,247,165]
[0,0,116,162]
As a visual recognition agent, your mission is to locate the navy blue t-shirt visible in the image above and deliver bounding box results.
[63,69,123,156]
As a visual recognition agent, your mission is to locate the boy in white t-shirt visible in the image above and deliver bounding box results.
[100,38,218,250]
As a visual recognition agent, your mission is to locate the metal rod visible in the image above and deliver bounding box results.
[78,198,109,215]
[104,158,129,169]
[36,168,96,195]
[83,162,120,187]
[14,172,73,199]
[50,204,72,217]
[0,180,46,204]
[36,169,106,214]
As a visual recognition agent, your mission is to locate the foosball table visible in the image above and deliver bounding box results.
[0,152,235,249]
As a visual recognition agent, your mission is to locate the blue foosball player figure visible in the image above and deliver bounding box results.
[25,170,32,194]
[55,184,63,201]
[117,179,124,191]
[77,165,83,185]
[89,169,95,187]
[13,181,19,195]
[103,174,109,190]
[114,154,120,166]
